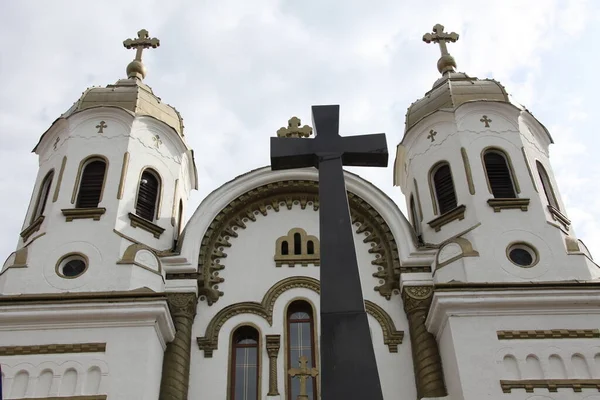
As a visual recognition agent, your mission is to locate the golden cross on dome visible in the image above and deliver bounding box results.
[423,24,460,75]
[277,116,313,138]
[123,29,160,80]
[288,355,318,400]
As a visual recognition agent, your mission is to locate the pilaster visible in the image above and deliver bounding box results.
[266,334,281,396]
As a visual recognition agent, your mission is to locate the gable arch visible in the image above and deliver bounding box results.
[196,276,404,357]
[177,167,417,305]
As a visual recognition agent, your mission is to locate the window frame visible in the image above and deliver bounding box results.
[428,161,458,215]
[31,170,54,223]
[481,148,520,198]
[72,155,109,207]
[134,167,162,222]
[286,300,318,400]
[228,324,261,400]
[536,161,559,210]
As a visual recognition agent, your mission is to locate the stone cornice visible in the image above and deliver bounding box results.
[195,180,403,304]
[501,379,600,393]
[0,342,106,356]
[12,397,106,400]
[497,329,600,340]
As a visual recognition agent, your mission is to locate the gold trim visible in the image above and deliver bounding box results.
[55,252,89,279]
[171,179,179,226]
[196,276,403,357]
[116,243,163,276]
[413,178,423,221]
[135,167,163,220]
[117,152,129,200]
[266,334,281,396]
[20,216,44,241]
[274,227,320,267]
[497,329,600,340]
[487,198,530,212]
[31,170,54,223]
[226,322,262,400]
[548,205,570,230]
[196,180,401,304]
[481,147,520,195]
[62,207,106,221]
[71,155,109,205]
[53,156,67,202]
[0,342,105,356]
[461,148,475,195]
[500,379,600,393]
[11,396,106,400]
[521,147,538,192]
[128,212,165,238]
[427,205,466,232]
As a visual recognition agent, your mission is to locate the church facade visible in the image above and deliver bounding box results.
[0,26,599,400]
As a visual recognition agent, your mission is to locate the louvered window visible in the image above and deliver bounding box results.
[432,163,457,214]
[536,161,559,209]
[32,171,54,221]
[135,170,160,221]
[76,160,106,208]
[484,151,516,198]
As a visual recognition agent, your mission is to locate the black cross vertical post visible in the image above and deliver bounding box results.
[271,105,387,399]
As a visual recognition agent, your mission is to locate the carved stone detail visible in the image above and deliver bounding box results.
[274,227,320,267]
[0,343,105,356]
[402,286,447,399]
[501,379,600,393]
[497,329,600,340]
[266,334,281,395]
[159,292,197,400]
[197,276,403,357]
[195,180,401,304]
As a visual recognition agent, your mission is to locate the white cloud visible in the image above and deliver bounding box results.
[0,0,598,266]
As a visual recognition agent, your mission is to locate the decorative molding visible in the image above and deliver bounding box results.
[487,198,529,212]
[497,329,600,340]
[53,156,67,202]
[548,205,570,230]
[20,216,44,241]
[116,243,162,276]
[460,148,475,195]
[266,334,281,395]
[435,237,479,270]
[274,227,320,267]
[11,396,107,400]
[171,179,179,226]
[427,205,466,232]
[128,212,165,238]
[565,236,581,253]
[112,229,173,256]
[62,207,106,221]
[197,277,403,357]
[197,180,401,304]
[159,292,197,400]
[117,152,129,200]
[13,247,28,267]
[521,147,538,192]
[0,289,166,306]
[402,286,447,399]
[0,342,106,356]
[500,379,600,393]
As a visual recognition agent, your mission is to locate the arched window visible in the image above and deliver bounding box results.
[281,241,289,255]
[76,159,107,208]
[431,163,457,214]
[536,161,559,209]
[135,169,160,221]
[294,233,302,255]
[230,326,259,400]
[32,171,54,221]
[409,194,421,237]
[307,240,314,255]
[287,301,317,400]
[483,150,516,198]
[176,200,184,239]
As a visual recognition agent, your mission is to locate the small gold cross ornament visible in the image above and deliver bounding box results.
[288,355,318,400]
[96,121,107,134]
[53,137,60,150]
[427,129,437,142]
[277,116,313,138]
[152,134,162,148]
[123,29,160,80]
[480,115,492,127]
[423,23,460,74]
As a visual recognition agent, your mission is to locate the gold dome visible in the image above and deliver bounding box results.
[62,78,184,136]
[405,72,510,133]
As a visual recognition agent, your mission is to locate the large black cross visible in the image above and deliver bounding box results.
[271,105,387,399]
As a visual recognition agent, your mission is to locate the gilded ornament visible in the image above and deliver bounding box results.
[422,24,459,74]
[123,29,160,80]
[95,121,107,133]
[427,129,437,142]
[277,116,312,138]
[288,355,319,400]
[480,115,492,127]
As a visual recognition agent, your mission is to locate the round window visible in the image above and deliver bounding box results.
[56,254,88,279]
[507,243,538,268]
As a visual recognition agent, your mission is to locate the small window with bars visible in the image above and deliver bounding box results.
[135,169,160,221]
[431,162,457,215]
[76,159,107,208]
[483,150,516,198]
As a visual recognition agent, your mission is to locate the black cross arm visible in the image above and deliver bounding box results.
[270,137,317,170]
[338,134,388,167]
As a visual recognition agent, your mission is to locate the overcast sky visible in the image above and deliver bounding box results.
[0,0,598,263]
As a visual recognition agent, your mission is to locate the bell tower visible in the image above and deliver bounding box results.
[1,29,198,295]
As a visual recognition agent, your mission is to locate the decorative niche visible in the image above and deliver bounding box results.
[274,228,320,267]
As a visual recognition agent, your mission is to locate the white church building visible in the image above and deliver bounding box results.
[1,26,599,400]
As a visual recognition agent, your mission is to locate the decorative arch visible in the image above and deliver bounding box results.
[116,243,162,275]
[275,227,320,267]
[190,179,402,305]
[196,276,404,357]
